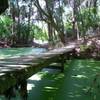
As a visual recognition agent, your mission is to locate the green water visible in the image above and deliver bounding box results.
[0,48,100,100]
[0,47,46,59]
[26,60,100,100]
[0,59,99,100]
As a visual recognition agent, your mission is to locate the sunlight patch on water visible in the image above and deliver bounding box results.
[27,74,43,91]
[27,83,35,91]
[72,74,88,79]
[42,68,61,74]
[44,86,58,90]
[28,74,42,81]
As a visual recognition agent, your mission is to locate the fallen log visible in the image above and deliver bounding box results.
[0,45,75,98]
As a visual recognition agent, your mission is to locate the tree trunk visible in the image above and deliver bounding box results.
[48,23,53,43]
[72,0,79,40]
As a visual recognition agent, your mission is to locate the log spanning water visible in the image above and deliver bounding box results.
[0,45,75,96]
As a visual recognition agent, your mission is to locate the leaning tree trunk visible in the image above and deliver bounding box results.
[16,0,20,43]
[48,23,54,43]
[72,0,80,40]
[10,2,16,46]
[34,0,66,44]
[58,0,66,44]
[26,0,32,44]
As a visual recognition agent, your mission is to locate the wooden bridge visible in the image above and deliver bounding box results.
[0,45,75,99]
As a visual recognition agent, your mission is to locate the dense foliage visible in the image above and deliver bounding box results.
[0,0,100,47]
[0,16,12,40]
[77,7,100,37]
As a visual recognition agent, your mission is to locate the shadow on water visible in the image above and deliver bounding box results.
[55,60,100,100]
[27,60,100,100]
[27,68,65,100]
[1,60,100,100]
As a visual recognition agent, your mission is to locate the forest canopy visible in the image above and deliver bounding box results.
[0,0,100,47]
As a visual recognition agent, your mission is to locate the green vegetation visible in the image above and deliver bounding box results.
[77,7,100,36]
[0,16,12,39]
[0,0,99,47]
[0,0,100,100]
[32,25,48,41]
